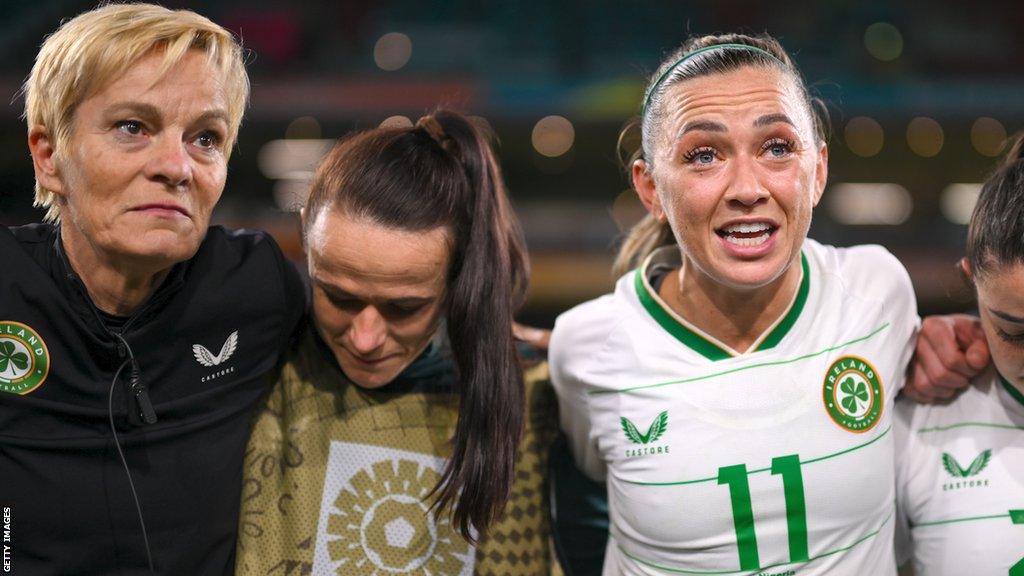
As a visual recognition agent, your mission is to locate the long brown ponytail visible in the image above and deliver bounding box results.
[303,110,528,541]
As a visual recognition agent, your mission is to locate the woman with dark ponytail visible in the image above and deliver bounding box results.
[235,110,555,575]
[894,135,1024,576]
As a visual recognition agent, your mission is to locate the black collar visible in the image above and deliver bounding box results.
[52,224,191,335]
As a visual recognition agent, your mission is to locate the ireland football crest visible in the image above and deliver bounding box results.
[0,321,50,395]
[822,356,883,433]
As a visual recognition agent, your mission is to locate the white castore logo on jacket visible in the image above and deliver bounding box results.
[193,331,239,367]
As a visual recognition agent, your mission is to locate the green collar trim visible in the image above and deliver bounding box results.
[999,373,1024,409]
[634,252,810,362]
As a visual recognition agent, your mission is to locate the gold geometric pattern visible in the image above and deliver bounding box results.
[235,330,560,576]
[326,459,471,575]
[474,361,559,575]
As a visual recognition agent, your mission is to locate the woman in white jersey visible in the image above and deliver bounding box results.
[895,137,1024,576]
[550,33,920,575]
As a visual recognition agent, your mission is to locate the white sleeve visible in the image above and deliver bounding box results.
[887,253,921,395]
[886,247,919,565]
[892,399,916,567]
[549,298,615,482]
[845,245,921,393]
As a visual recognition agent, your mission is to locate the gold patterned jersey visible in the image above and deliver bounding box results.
[235,328,557,576]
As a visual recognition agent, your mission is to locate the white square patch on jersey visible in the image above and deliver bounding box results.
[312,442,475,576]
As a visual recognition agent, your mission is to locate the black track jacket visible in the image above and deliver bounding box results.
[0,223,305,575]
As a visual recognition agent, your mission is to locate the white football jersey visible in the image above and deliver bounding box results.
[550,239,918,576]
[894,371,1024,576]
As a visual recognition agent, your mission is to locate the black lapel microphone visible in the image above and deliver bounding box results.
[127,359,158,425]
[115,333,157,425]
[109,333,157,574]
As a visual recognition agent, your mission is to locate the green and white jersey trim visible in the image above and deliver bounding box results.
[1000,374,1024,409]
[613,510,895,575]
[588,323,890,397]
[551,239,919,575]
[894,371,1024,576]
[621,425,891,487]
[633,249,811,361]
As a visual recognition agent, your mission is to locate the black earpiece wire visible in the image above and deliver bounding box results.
[115,333,156,425]
[107,341,156,574]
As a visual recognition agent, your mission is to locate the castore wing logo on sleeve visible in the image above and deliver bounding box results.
[942,449,992,478]
[193,330,239,367]
[622,410,671,458]
[941,449,994,492]
[621,411,668,445]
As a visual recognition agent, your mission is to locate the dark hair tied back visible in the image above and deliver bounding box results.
[613,32,830,278]
[416,115,457,155]
[303,109,528,542]
[1002,133,1024,169]
[967,132,1024,279]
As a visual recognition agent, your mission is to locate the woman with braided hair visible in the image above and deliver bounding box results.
[235,110,556,576]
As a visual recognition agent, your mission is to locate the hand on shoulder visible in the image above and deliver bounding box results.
[514,322,551,350]
[904,314,990,403]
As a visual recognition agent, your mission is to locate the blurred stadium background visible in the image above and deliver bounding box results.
[2,1,1020,325]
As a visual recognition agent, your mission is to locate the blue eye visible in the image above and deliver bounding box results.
[684,147,716,165]
[763,139,794,158]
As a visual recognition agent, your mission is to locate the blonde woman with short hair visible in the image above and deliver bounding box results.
[1,5,304,574]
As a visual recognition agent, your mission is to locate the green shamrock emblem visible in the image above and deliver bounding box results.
[839,377,869,414]
[0,340,29,376]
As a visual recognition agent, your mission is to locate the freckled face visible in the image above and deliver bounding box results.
[975,263,1024,390]
[53,49,230,266]
[637,66,828,291]
[307,209,450,389]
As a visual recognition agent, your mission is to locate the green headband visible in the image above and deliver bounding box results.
[642,43,786,114]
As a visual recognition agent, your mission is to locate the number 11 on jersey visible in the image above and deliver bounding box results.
[718,454,809,571]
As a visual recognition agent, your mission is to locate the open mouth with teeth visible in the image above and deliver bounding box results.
[716,222,778,247]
